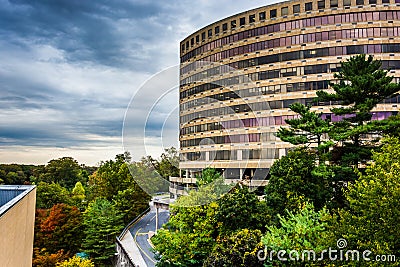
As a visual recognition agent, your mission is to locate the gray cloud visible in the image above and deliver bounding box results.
[0,0,271,164]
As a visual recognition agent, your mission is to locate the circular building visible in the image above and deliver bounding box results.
[172,0,400,197]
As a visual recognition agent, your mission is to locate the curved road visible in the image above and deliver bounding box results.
[129,203,170,267]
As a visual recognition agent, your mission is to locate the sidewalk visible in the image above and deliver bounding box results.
[119,230,147,266]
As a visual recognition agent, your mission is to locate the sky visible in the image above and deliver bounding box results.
[0,0,276,166]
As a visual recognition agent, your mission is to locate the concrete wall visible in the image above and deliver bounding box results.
[0,187,36,267]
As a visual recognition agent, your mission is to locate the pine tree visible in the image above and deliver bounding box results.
[277,102,333,157]
[82,199,123,266]
[316,54,400,165]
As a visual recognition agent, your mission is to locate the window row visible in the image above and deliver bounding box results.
[181,148,280,161]
[181,10,400,63]
[181,115,300,135]
[181,49,400,99]
[181,133,275,148]
[181,26,400,80]
[180,111,396,141]
[181,80,331,111]
[180,94,400,124]
[182,61,340,96]
[180,97,323,124]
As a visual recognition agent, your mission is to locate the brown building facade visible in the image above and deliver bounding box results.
[0,185,36,266]
[172,0,400,196]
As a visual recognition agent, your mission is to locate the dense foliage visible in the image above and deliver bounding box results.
[0,148,177,266]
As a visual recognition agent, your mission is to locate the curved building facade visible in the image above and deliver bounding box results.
[172,0,400,196]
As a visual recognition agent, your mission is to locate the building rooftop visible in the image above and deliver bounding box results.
[0,185,36,217]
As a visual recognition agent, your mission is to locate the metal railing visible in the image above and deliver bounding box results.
[114,207,151,267]
[118,207,150,239]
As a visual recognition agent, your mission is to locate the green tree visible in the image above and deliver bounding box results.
[36,182,71,209]
[40,157,84,189]
[88,153,135,200]
[152,202,219,267]
[82,198,124,266]
[316,54,400,165]
[261,203,331,267]
[334,137,400,262]
[196,167,222,187]
[56,256,95,267]
[154,147,180,179]
[203,229,264,267]
[277,103,333,156]
[216,184,270,234]
[130,161,169,194]
[264,148,333,222]
[0,164,27,184]
[71,181,86,209]
[113,185,151,224]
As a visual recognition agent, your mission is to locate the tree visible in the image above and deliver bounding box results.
[39,204,84,255]
[88,153,136,200]
[152,202,219,267]
[277,103,333,155]
[71,181,86,209]
[261,203,331,266]
[56,256,95,267]
[113,185,151,224]
[203,229,264,267]
[334,137,400,260]
[215,184,270,234]
[39,157,84,189]
[82,198,124,266]
[0,164,27,184]
[196,167,222,187]
[316,54,400,165]
[154,147,180,179]
[32,249,68,267]
[36,182,71,209]
[264,148,334,222]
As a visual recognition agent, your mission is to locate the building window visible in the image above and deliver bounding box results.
[281,7,289,16]
[208,29,212,38]
[181,44,185,52]
[195,35,199,43]
[259,11,266,20]
[382,0,390,3]
[343,0,351,6]
[356,0,364,4]
[222,23,228,32]
[231,20,237,29]
[249,14,256,23]
[215,26,220,35]
[270,9,277,18]
[190,38,194,46]
[318,0,325,9]
[201,32,206,41]
[240,17,246,26]
[185,41,189,49]
[369,0,377,3]
[305,2,313,10]
[293,4,300,13]
[330,0,338,7]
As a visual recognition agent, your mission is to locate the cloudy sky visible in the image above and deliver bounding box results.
[0,0,275,165]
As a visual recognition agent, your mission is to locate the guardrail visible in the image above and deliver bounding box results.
[115,207,151,267]
[118,207,150,240]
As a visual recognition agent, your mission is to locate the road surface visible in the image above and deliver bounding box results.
[129,203,170,267]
